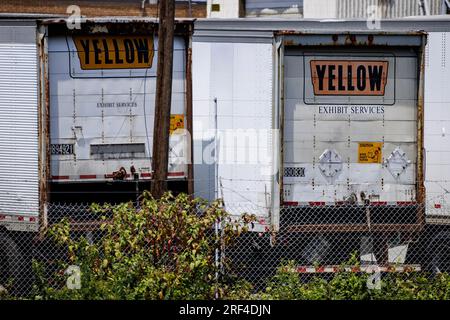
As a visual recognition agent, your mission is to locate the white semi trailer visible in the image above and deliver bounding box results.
[0,17,194,291]
[47,20,192,204]
[3,17,450,290]
[192,17,450,271]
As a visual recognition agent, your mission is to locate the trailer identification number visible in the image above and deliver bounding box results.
[51,144,74,155]
[310,60,388,96]
[358,142,383,164]
[284,167,305,177]
[73,35,154,70]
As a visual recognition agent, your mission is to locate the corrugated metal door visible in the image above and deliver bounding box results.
[0,22,39,220]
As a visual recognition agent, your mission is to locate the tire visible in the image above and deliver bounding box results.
[0,233,26,296]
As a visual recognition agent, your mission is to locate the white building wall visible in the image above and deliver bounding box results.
[207,0,241,18]
[304,0,338,18]
[304,0,443,19]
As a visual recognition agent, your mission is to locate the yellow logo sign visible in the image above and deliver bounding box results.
[358,142,383,164]
[73,35,154,70]
[311,60,388,96]
[170,115,185,135]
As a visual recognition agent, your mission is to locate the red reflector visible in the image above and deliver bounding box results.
[397,201,416,206]
[18,216,24,221]
[52,175,69,180]
[297,267,307,273]
[167,172,185,177]
[283,201,298,206]
[80,174,97,179]
[315,266,325,272]
[370,202,387,206]
[435,204,442,209]
[309,202,326,207]
[30,217,36,222]
[0,215,5,220]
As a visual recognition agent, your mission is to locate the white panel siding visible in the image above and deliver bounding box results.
[337,0,442,19]
[0,24,39,217]
[192,40,274,230]
[424,32,450,214]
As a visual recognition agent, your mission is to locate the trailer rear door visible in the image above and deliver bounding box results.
[48,32,188,182]
[282,35,424,207]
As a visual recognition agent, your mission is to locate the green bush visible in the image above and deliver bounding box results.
[29,192,450,300]
[368,272,450,300]
[259,261,328,300]
[258,255,450,300]
[260,254,368,300]
[33,192,255,300]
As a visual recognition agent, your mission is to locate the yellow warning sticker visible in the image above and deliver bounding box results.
[170,114,185,134]
[358,142,383,164]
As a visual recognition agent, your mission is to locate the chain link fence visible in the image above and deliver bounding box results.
[1,201,450,297]
[225,203,450,288]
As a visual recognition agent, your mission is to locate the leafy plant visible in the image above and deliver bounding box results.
[261,261,307,300]
[34,192,256,300]
[258,253,450,300]
[29,193,450,300]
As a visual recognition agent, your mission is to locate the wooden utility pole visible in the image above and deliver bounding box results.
[151,0,175,198]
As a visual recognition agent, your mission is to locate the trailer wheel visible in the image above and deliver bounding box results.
[428,231,450,274]
[0,233,24,295]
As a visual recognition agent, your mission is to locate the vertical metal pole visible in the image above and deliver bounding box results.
[214,97,219,299]
[135,179,139,207]
[215,219,219,299]
[151,0,175,198]
[214,97,218,200]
